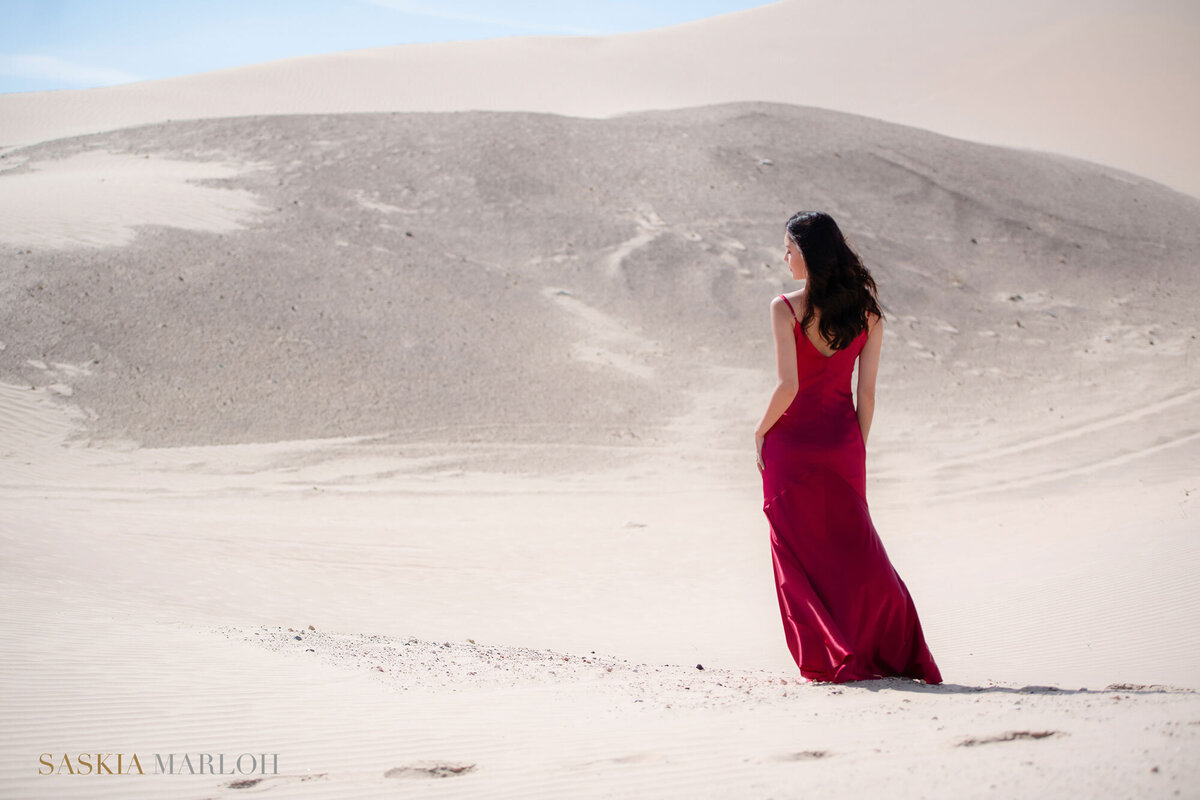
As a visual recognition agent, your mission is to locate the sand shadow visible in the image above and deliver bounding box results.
[834,678,1196,696]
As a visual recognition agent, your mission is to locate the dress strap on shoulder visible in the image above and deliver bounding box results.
[779,294,800,323]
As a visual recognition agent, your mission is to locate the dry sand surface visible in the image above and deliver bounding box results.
[1,0,1197,199]
[1,99,1198,797]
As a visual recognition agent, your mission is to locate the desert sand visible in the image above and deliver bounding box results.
[2,5,1199,800]
[0,0,1197,199]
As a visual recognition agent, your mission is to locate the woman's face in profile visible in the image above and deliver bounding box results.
[784,234,808,282]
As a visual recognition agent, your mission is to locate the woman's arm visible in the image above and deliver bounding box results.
[755,296,800,471]
[855,313,883,446]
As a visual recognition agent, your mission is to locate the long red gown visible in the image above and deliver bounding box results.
[761,294,942,684]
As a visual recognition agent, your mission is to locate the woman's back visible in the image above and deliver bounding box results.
[766,292,871,501]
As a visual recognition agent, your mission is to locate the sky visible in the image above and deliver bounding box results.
[0,0,772,94]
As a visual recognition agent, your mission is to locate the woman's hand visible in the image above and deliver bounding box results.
[755,431,766,473]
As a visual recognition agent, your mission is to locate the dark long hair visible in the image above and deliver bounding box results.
[785,211,885,350]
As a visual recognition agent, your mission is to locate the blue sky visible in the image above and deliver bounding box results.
[0,0,771,94]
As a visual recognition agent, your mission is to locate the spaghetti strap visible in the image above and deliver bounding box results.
[779,294,800,324]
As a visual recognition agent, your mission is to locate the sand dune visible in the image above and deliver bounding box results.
[2,105,1197,460]
[1,100,1198,796]
[0,0,1196,198]
[2,2,1199,794]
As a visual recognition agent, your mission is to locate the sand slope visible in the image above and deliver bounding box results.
[1,12,1199,791]
[2,105,1198,463]
[0,0,1196,198]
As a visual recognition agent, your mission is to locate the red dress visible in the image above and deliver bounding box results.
[761,294,942,684]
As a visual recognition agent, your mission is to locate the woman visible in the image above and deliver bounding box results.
[755,211,942,685]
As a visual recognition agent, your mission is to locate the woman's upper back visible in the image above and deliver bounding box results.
[781,289,880,359]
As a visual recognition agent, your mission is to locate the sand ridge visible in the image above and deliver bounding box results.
[2,105,1197,473]
[1,0,1195,198]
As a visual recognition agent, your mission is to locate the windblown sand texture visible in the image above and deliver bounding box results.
[1,0,1196,198]
[2,4,1199,799]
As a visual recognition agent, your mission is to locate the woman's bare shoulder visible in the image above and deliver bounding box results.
[771,290,804,313]
[866,311,883,334]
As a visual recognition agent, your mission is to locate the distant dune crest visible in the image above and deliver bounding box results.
[0,0,1195,198]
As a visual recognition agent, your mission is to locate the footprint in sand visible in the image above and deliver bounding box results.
[226,772,328,791]
[772,749,831,761]
[570,752,667,770]
[384,761,477,779]
[957,730,1061,747]
[604,753,666,765]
